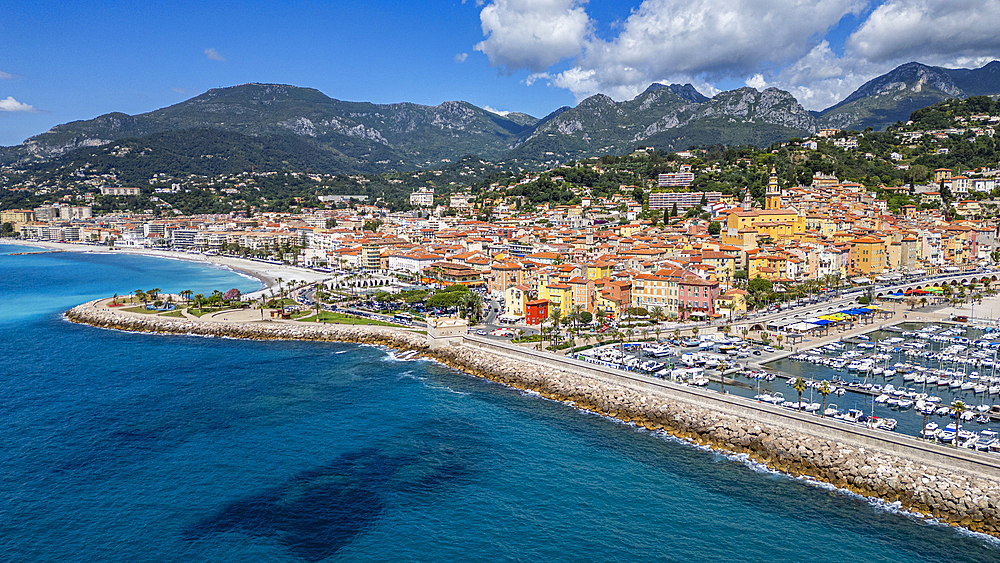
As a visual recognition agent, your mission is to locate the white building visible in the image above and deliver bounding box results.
[410,188,434,207]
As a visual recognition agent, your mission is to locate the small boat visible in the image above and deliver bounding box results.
[877,418,897,431]
[958,430,979,449]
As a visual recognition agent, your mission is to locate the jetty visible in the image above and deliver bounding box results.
[65,297,1000,538]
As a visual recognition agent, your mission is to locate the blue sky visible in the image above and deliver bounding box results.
[2,0,999,146]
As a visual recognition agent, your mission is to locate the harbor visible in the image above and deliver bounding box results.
[570,306,1000,458]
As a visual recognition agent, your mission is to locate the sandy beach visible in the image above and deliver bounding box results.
[1,239,330,298]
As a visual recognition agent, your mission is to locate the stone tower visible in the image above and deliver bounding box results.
[765,166,781,210]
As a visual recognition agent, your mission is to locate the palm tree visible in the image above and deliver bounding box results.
[276,277,285,299]
[775,333,783,349]
[134,289,147,306]
[793,377,808,411]
[741,326,749,343]
[651,305,664,324]
[819,381,831,417]
[180,290,193,304]
[112,293,119,306]
[194,293,204,312]
[953,400,966,448]
[720,325,731,339]
[718,361,727,393]
[149,288,161,302]
[549,306,562,343]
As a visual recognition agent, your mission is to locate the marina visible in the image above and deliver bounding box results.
[574,319,1000,458]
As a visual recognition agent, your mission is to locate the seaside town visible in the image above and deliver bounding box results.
[5,115,1000,331]
[12,4,1000,560]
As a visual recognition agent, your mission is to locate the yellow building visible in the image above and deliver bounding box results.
[539,282,573,314]
[631,269,683,318]
[849,236,886,275]
[765,166,782,210]
[748,252,788,281]
[503,284,530,318]
[700,251,737,283]
[714,288,748,318]
[724,169,806,245]
[586,261,611,280]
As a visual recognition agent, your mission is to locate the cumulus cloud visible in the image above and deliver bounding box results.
[204,48,226,62]
[475,0,591,73]
[746,74,767,90]
[478,0,864,102]
[483,105,511,116]
[0,70,12,79]
[455,52,469,63]
[476,0,1000,111]
[848,0,1000,65]
[0,96,39,112]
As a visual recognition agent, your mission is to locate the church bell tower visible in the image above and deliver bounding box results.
[765,166,781,210]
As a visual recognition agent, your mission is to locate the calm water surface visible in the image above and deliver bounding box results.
[1,244,999,562]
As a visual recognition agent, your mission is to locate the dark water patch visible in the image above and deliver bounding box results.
[185,444,476,561]
[185,449,390,561]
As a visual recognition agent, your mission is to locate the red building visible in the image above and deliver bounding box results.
[678,276,720,320]
[525,299,550,325]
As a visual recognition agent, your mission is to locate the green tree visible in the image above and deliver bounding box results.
[952,400,966,448]
[793,377,808,411]
[707,221,721,236]
[818,381,831,417]
[747,277,773,294]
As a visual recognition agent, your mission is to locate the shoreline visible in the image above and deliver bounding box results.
[65,296,1000,539]
[1,239,329,297]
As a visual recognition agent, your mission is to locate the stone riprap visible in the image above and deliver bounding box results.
[66,300,1000,537]
[65,300,428,350]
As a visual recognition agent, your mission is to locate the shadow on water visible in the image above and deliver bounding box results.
[184,440,476,562]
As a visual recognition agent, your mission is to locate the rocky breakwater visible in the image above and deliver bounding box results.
[64,299,428,351]
[66,300,1000,538]
[429,344,1000,538]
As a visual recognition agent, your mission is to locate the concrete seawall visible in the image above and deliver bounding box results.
[66,301,1000,537]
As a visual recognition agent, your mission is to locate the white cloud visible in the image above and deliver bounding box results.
[847,0,1000,65]
[0,70,12,79]
[0,96,39,112]
[484,0,864,102]
[483,105,511,116]
[204,48,226,62]
[454,52,469,63]
[171,87,188,94]
[475,0,591,73]
[477,0,1000,111]
[746,74,767,90]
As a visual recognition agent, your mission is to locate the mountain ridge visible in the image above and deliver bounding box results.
[4,61,999,174]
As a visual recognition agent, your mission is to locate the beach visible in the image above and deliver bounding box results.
[2,239,329,298]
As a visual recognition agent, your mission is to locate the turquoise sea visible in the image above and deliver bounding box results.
[2,243,1000,562]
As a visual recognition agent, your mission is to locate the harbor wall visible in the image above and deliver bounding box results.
[65,301,1000,536]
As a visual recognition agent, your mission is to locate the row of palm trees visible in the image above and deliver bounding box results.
[129,287,234,312]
